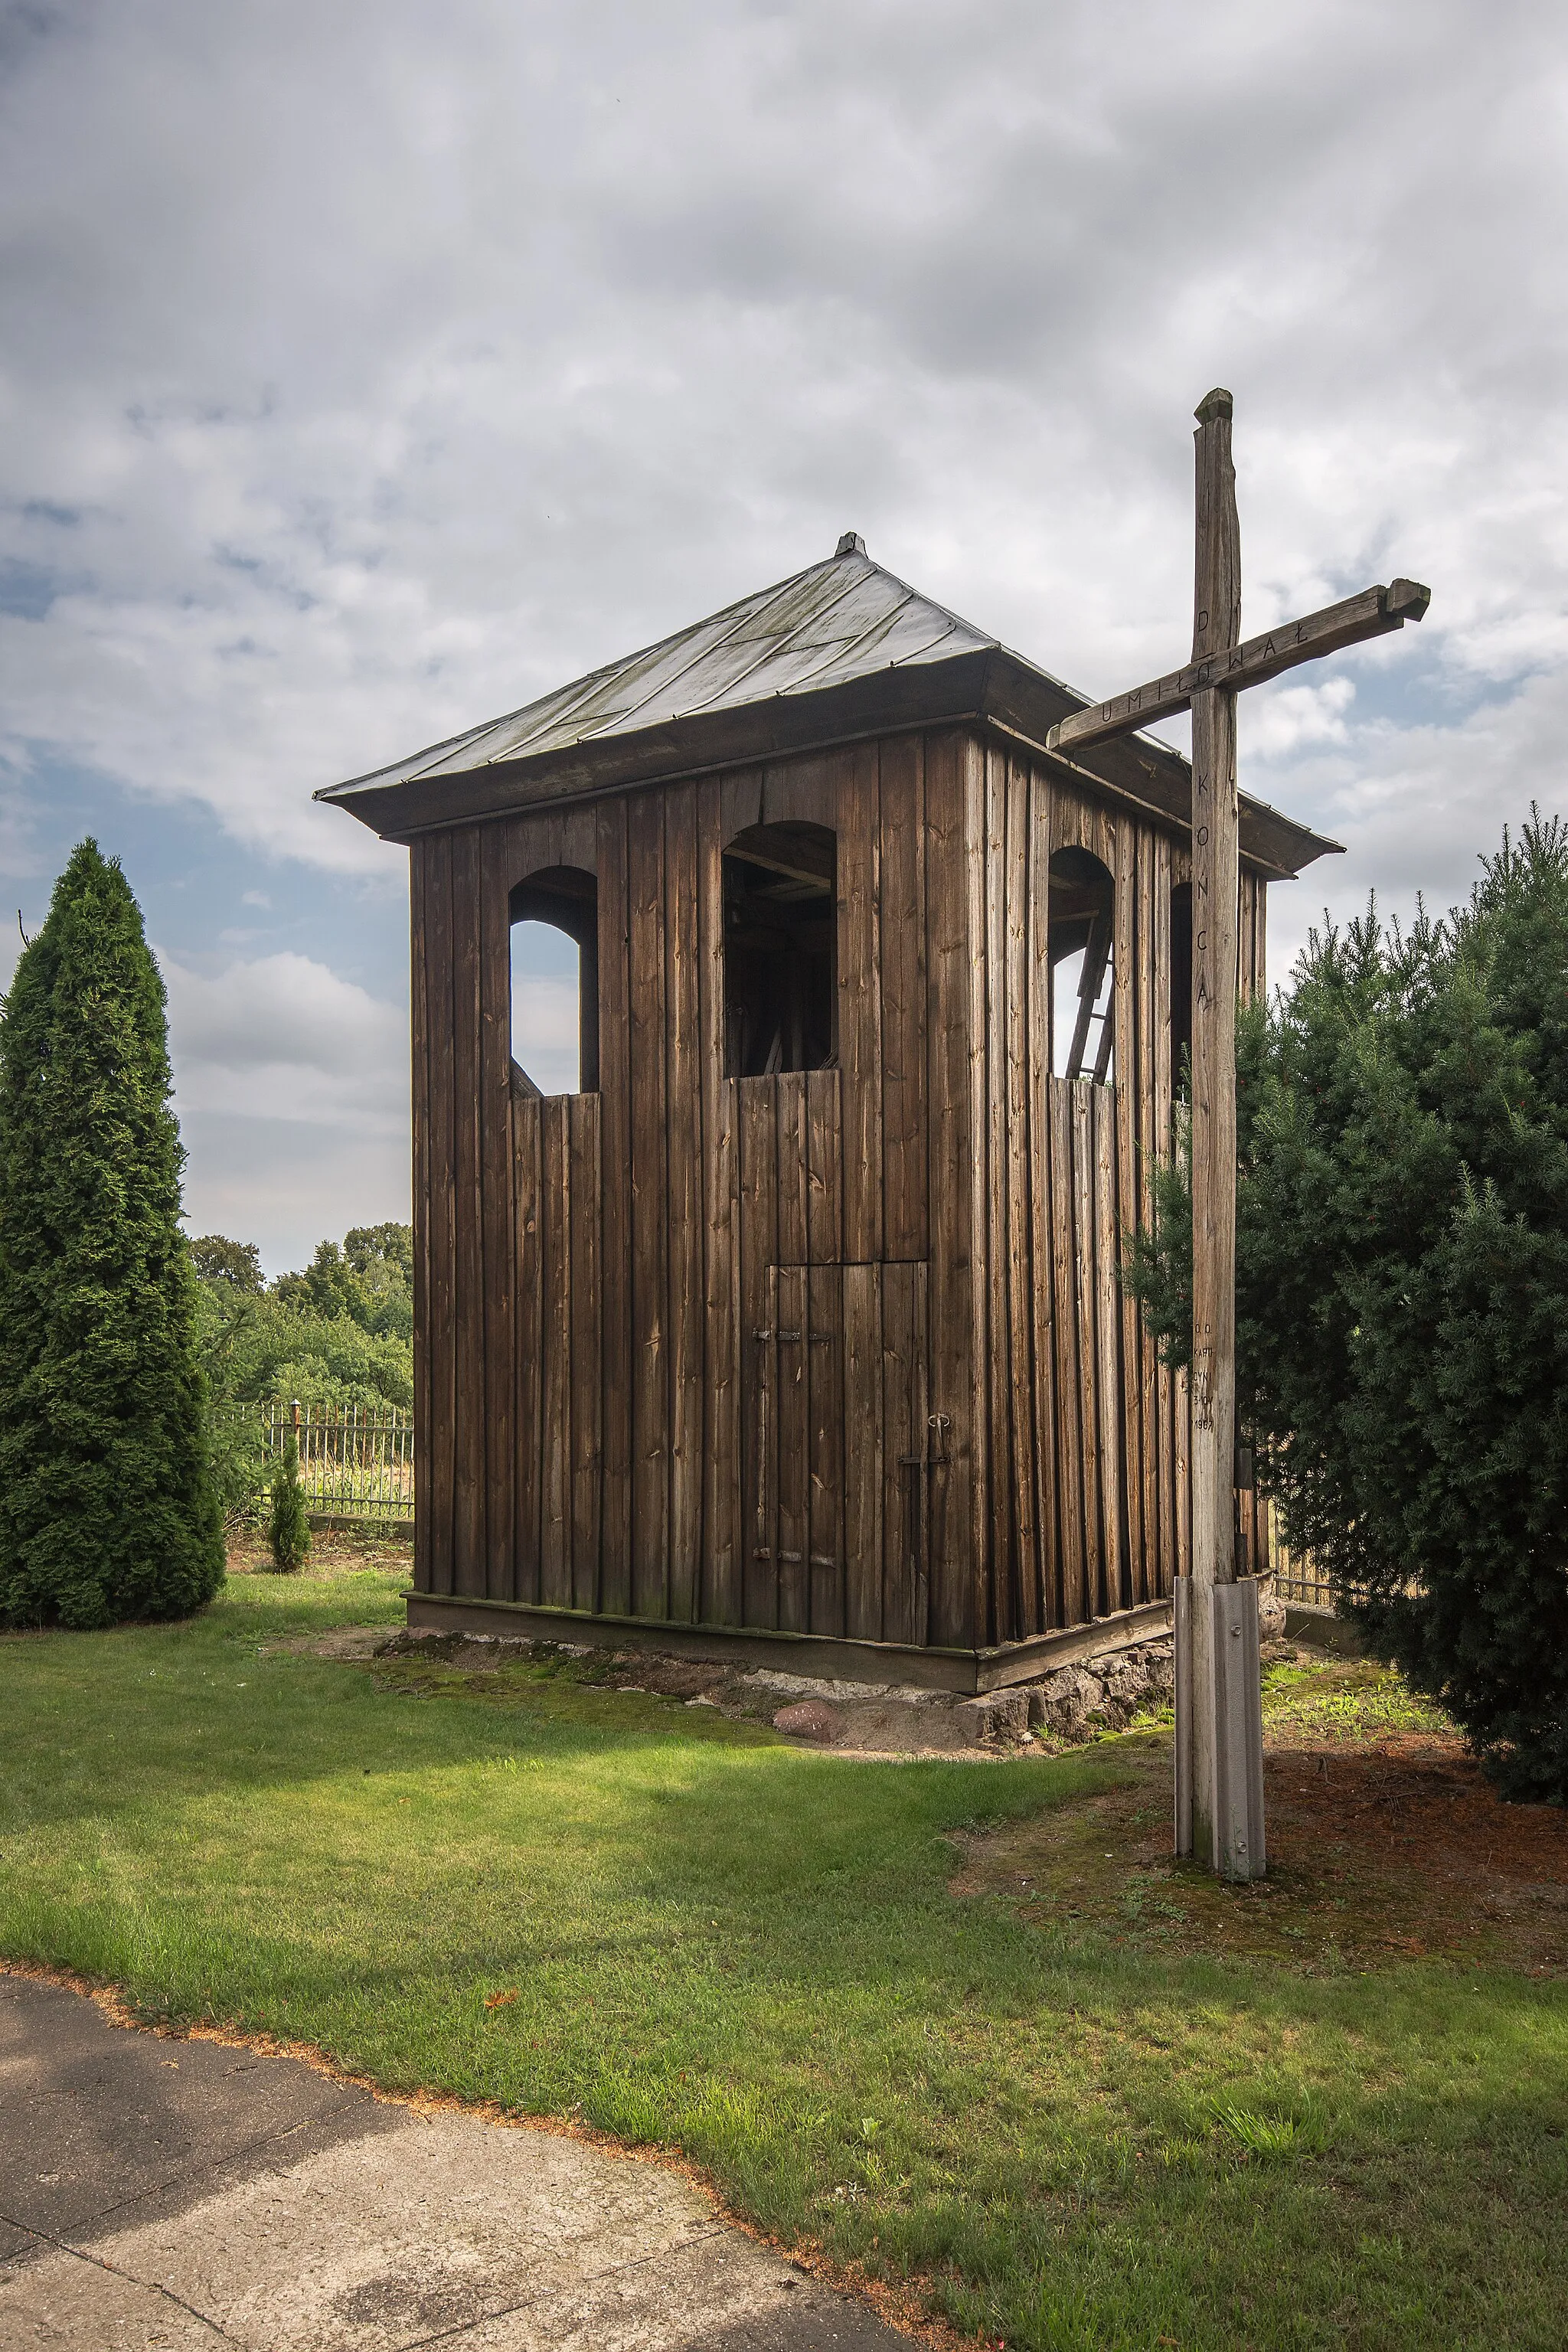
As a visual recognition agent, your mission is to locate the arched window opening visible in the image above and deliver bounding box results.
[1049,847,1115,1082]
[723,822,837,1078]
[1170,881,1192,1097]
[508,866,598,1096]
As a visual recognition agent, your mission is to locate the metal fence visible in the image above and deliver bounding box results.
[233,1401,1339,1579]
[258,1400,415,1523]
[1259,1497,1335,1610]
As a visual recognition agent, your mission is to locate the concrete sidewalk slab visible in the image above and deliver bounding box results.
[0,1975,910,2350]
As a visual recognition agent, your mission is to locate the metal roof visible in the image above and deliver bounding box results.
[318,537,1341,879]
[320,540,999,796]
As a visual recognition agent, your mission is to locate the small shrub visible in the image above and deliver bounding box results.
[267,1435,312,1573]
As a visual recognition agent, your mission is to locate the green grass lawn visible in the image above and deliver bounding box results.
[2,1566,1566,2350]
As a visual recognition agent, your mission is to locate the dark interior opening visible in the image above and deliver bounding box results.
[1171,880,1192,1096]
[508,865,599,1096]
[1049,845,1116,1082]
[723,821,837,1078]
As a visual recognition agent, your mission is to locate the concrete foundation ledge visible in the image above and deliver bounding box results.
[1284,1600,1367,1655]
[403,1590,1174,1696]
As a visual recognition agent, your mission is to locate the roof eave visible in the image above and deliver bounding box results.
[320,650,995,842]
[982,652,1341,880]
[319,645,1341,880]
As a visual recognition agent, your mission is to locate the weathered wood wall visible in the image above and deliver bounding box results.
[964,741,1269,1644]
[410,727,1270,1651]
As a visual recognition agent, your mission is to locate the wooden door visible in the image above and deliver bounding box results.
[746,1261,928,1643]
[748,1264,842,1634]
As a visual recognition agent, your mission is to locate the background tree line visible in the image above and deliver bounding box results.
[191,1220,415,1527]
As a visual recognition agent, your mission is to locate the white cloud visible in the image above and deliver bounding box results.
[1,1,1563,887]
[177,1110,410,1275]
[1246,676,1356,762]
[160,949,407,1132]
[2,0,1566,1239]
[510,973,580,1100]
[1256,662,1568,980]
[158,946,411,1266]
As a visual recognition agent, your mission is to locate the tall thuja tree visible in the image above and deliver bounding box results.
[0,841,224,1625]
[1127,809,1568,1801]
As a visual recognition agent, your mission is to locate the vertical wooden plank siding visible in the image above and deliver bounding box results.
[965,735,993,1645]
[1093,1081,1126,1607]
[409,842,434,1595]
[697,777,740,1624]
[1153,830,1178,1596]
[776,1263,809,1632]
[1027,766,1061,1627]
[843,1263,884,1639]
[806,1069,842,1266]
[923,730,976,1647]
[739,1079,779,1626]
[982,744,1014,1642]
[1171,839,1193,1583]
[449,831,486,1593]
[628,792,670,1618]
[539,1095,571,1605]
[881,1263,925,1644]
[596,799,635,1615]
[838,742,884,1263]
[512,1088,544,1605]
[1112,816,1143,1605]
[907,1264,931,1645]
[479,835,515,1601]
[807,1263,844,1634]
[1135,826,1160,1602]
[776,1073,809,1269]
[665,782,704,1621]
[1049,1073,1085,1627]
[1003,753,1039,1638]
[407,732,1223,1659]
[879,733,928,1259]
[569,1095,603,1612]
[1240,871,1269,1576]
[1070,1081,1104,1613]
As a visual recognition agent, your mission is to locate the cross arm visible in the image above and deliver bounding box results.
[1044,577,1430,757]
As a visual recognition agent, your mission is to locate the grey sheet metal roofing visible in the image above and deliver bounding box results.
[318,534,1341,879]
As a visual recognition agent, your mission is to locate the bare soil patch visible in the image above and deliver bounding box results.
[227,1527,413,1578]
[954,1655,1568,1977]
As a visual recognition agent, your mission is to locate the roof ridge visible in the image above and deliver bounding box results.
[318,544,1000,803]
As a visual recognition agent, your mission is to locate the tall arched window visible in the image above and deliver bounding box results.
[509,866,599,1096]
[1049,846,1115,1082]
[722,821,837,1077]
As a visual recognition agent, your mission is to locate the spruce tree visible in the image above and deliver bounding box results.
[1126,810,1568,1801]
[0,841,225,1625]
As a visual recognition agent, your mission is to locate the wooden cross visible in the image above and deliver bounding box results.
[1045,390,1430,1880]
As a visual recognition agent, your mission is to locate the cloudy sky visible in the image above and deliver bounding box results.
[2,0,1564,1268]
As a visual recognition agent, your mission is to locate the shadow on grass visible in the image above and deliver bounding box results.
[5,1578,1567,2351]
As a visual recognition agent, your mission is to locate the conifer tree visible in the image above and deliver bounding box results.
[1127,810,1568,1801]
[0,841,224,1625]
[267,1430,312,1573]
